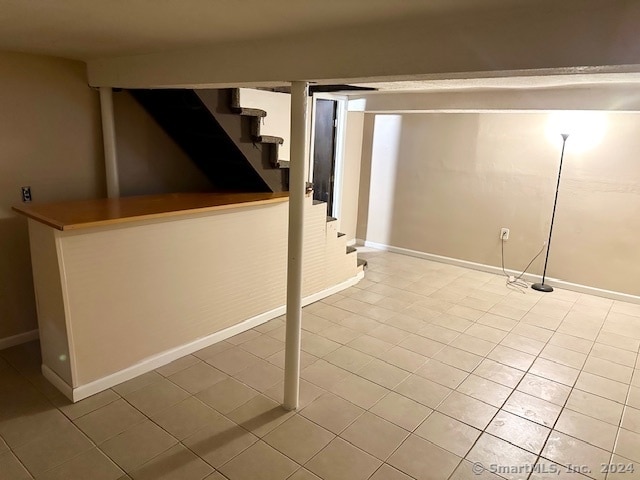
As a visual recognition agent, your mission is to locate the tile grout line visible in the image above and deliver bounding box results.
[386,269,557,479]
[304,270,593,480]
[131,285,636,479]
[0,359,47,480]
[294,270,504,480]
[441,290,566,480]
[0,354,125,479]
[3,252,639,480]
[326,257,638,480]
[605,344,640,478]
[526,299,613,480]
[411,288,624,480]
[354,276,550,480]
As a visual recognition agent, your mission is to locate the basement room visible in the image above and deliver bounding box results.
[1,1,639,479]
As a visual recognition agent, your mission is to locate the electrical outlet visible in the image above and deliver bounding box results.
[21,186,32,203]
[500,228,510,241]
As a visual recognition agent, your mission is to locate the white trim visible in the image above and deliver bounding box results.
[347,99,367,112]
[42,365,74,400]
[364,240,640,305]
[308,98,317,185]
[332,96,348,220]
[0,329,39,351]
[358,109,640,115]
[55,229,79,387]
[52,271,364,402]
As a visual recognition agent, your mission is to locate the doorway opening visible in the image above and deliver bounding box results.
[310,94,347,218]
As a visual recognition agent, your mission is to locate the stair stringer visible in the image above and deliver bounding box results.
[294,196,360,297]
[196,89,288,192]
[310,200,360,289]
[301,197,330,296]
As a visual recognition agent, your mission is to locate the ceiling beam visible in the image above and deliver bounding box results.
[348,85,640,113]
[87,0,640,89]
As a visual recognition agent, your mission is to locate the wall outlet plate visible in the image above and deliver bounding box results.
[500,228,510,240]
[21,186,32,203]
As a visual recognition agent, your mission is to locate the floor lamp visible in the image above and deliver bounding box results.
[531,133,569,293]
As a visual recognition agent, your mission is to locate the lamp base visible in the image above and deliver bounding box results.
[531,283,554,293]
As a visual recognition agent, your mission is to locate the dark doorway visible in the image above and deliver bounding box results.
[312,99,338,214]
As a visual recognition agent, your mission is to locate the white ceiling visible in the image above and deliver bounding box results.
[0,0,546,60]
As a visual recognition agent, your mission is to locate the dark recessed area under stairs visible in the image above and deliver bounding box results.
[130,88,287,193]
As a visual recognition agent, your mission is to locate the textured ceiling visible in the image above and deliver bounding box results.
[0,0,548,60]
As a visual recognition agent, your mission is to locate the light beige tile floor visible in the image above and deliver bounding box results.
[1,250,640,479]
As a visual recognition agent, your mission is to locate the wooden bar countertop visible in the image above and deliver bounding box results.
[13,192,290,231]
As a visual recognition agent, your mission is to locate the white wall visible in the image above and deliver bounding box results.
[0,51,105,344]
[358,111,640,297]
[338,111,364,241]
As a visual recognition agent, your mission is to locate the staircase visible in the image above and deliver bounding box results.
[131,87,364,265]
[130,89,288,192]
[228,89,289,168]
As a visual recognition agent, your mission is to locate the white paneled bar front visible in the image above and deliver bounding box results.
[14,192,362,402]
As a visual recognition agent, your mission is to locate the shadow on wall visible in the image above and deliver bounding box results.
[357,111,640,297]
[389,113,479,254]
[369,114,402,247]
[113,91,215,197]
[0,217,37,339]
[355,114,375,243]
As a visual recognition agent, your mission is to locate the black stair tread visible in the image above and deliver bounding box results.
[224,88,287,178]
[357,258,368,268]
[327,216,337,222]
[346,246,357,254]
[254,135,284,145]
[232,107,267,118]
[337,232,346,238]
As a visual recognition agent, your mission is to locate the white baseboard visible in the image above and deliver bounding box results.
[364,240,640,305]
[54,272,364,403]
[42,365,74,400]
[0,329,39,351]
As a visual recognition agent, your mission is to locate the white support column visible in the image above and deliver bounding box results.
[283,81,309,411]
[99,87,120,198]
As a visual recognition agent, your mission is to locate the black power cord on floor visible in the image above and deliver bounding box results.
[501,236,546,293]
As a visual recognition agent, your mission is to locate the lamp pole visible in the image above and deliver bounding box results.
[532,133,569,293]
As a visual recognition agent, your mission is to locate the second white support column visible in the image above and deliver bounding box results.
[283,81,309,411]
[99,87,120,198]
